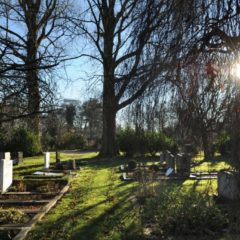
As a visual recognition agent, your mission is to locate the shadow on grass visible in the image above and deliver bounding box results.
[71,191,139,240]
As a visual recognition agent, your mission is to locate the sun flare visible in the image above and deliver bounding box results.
[232,63,240,79]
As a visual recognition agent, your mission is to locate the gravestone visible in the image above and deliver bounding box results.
[44,152,50,169]
[218,171,240,200]
[72,159,76,170]
[166,153,175,172]
[0,158,13,193]
[0,152,11,161]
[17,152,23,164]
[159,153,165,163]
[176,153,191,177]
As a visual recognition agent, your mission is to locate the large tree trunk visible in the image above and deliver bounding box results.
[100,102,117,157]
[25,7,41,143]
[99,65,116,157]
[99,7,116,157]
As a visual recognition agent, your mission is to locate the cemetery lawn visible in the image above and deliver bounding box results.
[14,152,232,240]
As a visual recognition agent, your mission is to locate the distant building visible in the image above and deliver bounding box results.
[62,99,80,106]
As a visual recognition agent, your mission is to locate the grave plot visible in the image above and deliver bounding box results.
[0,152,75,240]
[37,152,79,174]
[120,152,220,182]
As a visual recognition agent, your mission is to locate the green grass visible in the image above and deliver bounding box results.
[9,152,234,239]
[25,155,140,240]
[191,152,232,172]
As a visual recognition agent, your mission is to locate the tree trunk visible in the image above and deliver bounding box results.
[99,7,116,157]
[100,103,117,157]
[25,7,41,144]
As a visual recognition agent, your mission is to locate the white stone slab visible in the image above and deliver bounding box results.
[44,152,50,169]
[34,171,63,176]
[166,168,174,176]
[0,159,13,193]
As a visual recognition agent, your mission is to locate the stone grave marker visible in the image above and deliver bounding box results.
[218,171,240,200]
[44,152,50,169]
[72,159,76,170]
[166,167,174,177]
[166,153,175,172]
[159,153,165,163]
[0,157,13,193]
[176,153,191,177]
[17,152,23,164]
[0,152,11,161]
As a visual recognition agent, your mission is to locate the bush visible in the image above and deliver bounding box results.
[215,132,231,156]
[117,127,178,157]
[145,132,163,156]
[10,128,41,156]
[116,126,138,157]
[59,132,86,150]
[143,186,228,237]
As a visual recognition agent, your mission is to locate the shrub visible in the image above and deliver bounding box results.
[215,132,231,156]
[116,126,138,157]
[59,132,86,150]
[145,132,163,156]
[10,128,41,156]
[145,132,178,156]
[117,127,178,157]
[142,186,228,238]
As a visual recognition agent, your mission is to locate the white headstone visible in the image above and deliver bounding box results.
[4,152,11,161]
[44,152,50,169]
[0,152,11,161]
[0,159,13,193]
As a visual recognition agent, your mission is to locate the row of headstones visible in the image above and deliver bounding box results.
[44,152,76,170]
[160,151,191,176]
[0,152,56,194]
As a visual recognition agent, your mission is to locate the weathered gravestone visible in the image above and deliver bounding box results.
[166,153,175,172]
[17,152,23,164]
[218,171,240,200]
[176,153,191,177]
[44,152,50,169]
[71,159,76,170]
[159,153,165,163]
[0,155,13,193]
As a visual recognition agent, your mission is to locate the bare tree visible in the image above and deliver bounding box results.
[0,0,75,139]
[73,0,181,157]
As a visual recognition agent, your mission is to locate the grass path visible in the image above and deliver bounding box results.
[26,158,140,240]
